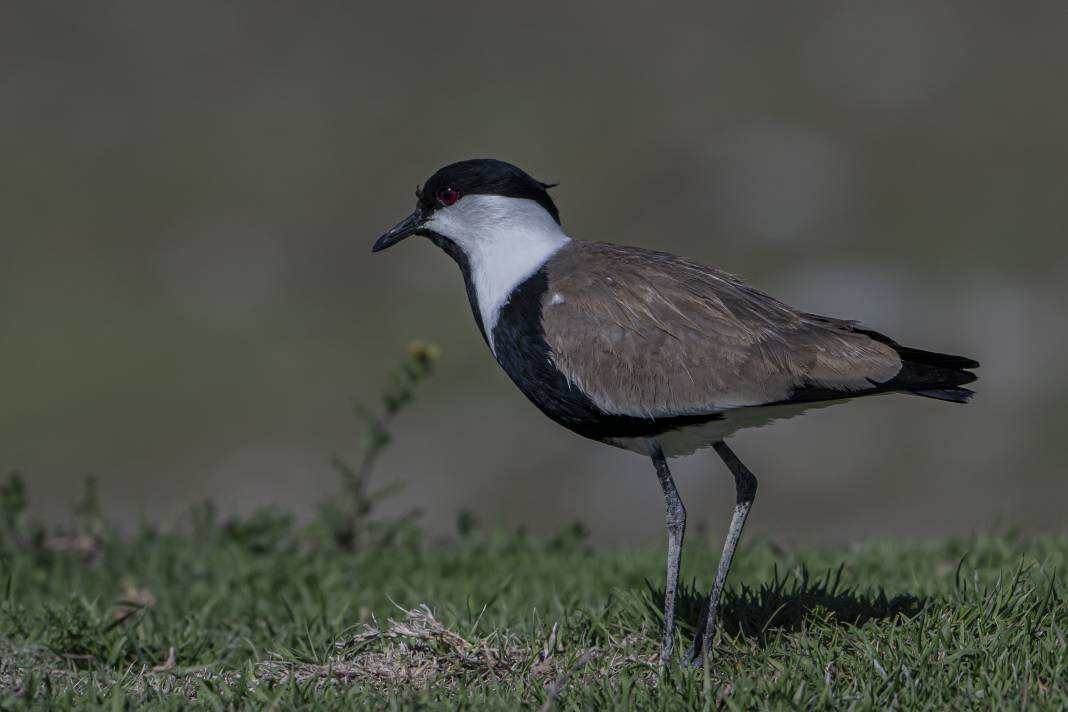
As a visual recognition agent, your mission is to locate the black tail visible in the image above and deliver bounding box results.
[912,387,975,403]
[858,329,979,404]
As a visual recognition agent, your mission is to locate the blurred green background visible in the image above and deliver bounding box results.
[3,2,1066,546]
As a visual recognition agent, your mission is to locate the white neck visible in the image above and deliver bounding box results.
[425,194,570,354]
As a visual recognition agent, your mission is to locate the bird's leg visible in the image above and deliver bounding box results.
[686,441,758,666]
[652,446,686,666]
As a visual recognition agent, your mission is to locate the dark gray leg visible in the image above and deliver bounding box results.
[687,441,758,665]
[652,446,686,665]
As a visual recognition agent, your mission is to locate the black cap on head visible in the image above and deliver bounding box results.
[418,159,560,224]
[374,159,560,253]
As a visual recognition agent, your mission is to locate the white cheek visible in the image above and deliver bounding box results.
[425,195,570,353]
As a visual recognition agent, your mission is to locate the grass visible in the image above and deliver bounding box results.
[2,348,1065,709]
[1,488,1066,710]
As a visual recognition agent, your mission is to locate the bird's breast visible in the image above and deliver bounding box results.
[489,268,729,446]
[490,267,606,430]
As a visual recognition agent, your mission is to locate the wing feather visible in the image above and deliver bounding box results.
[541,242,901,417]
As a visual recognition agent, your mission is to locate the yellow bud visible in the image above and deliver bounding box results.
[406,340,442,365]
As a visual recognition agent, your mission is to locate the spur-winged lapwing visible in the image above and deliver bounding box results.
[372,158,979,665]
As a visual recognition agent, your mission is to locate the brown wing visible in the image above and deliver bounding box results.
[540,241,902,418]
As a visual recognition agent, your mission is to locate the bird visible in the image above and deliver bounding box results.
[372,158,978,665]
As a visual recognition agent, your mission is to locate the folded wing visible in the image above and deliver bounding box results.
[541,242,911,418]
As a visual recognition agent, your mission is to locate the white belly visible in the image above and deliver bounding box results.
[603,398,856,457]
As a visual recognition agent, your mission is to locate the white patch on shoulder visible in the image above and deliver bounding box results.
[425,195,570,353]
[550,292,565,305]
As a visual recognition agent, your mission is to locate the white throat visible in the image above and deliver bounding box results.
[425,194,570,354]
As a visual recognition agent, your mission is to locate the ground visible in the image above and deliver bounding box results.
[1,482,1066,710]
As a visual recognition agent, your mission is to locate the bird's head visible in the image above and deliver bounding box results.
[373,159,563,259]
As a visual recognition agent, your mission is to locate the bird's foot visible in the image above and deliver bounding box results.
[683,640,704,667]
[682,629,713,667]
[657,642,674,669]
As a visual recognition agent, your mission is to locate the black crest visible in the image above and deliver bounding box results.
[418,159,561,224]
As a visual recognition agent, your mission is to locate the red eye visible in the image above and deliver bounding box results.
[437,187,460,206]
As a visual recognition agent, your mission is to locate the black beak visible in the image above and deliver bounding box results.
[372,210,425,253]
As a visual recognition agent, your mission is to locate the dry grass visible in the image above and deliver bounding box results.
[257,603,655,695]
